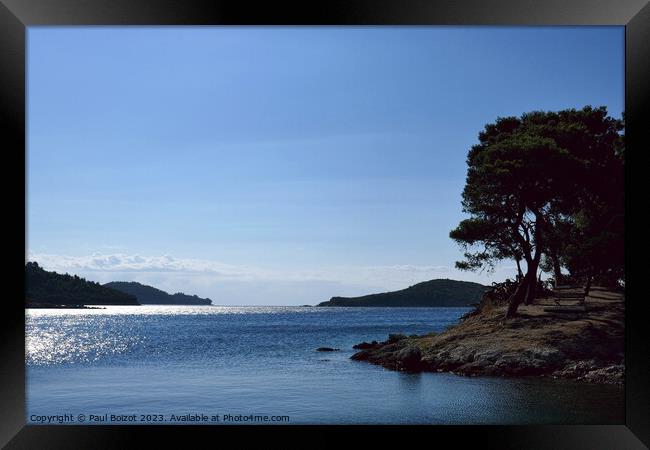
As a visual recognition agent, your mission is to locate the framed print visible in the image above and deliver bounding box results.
[1,0,648,448]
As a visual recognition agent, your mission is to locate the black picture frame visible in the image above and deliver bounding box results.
[2,1,648,448]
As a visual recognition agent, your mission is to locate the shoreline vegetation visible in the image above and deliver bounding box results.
[26,303,106,309]
[350,286,624,384]
[448,106,624,319]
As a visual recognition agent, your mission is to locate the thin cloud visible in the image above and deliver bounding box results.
[27,252,518,304]
[27,252,471,288]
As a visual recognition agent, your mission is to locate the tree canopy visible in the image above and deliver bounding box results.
[450,106,624,317]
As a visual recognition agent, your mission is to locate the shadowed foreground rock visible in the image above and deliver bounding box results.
[351,289,624,384]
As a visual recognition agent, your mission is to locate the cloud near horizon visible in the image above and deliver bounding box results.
[27,252,516,305]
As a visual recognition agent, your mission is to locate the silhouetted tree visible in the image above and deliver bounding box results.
[451,106,623,317]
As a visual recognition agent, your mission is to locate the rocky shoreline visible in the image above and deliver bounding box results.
[351,289,624,385]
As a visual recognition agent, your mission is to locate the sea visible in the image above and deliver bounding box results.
[26,306,624,425]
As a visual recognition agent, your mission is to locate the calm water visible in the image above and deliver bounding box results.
[26,306,623,425]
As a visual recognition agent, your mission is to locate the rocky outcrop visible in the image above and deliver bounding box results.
[351,291,624,384]
[396,346,422,371]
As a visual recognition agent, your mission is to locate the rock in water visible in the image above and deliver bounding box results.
[316,347,340,352]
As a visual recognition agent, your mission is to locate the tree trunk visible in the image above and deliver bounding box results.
[523,277,534,305]
[515,258,523,281]
[505,271,531,318]
[523,258,540,305]
[524,209,544,306]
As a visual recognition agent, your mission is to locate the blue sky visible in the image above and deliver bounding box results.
[27,27,624,305]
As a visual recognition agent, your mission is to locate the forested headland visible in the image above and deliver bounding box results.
[317,279,487,307]
[25,263,212,307]
[104,281,212,305]
[25,262,139,307]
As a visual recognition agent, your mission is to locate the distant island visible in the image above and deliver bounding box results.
[104,281,212,305]
[317,279,488,307]
[25,262,139,307]
[25,262,213,307]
